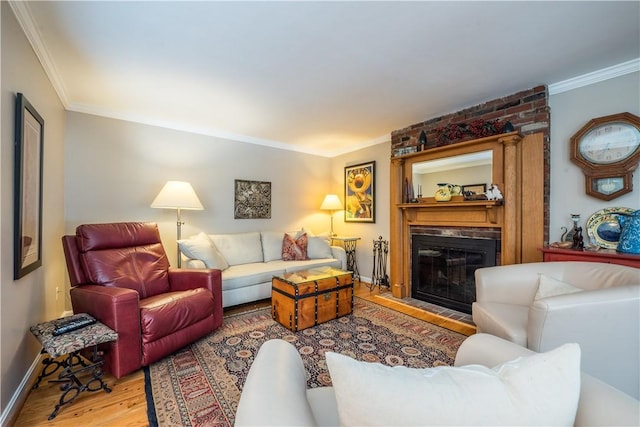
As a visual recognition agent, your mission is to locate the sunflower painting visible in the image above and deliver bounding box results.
[344,161,375,223]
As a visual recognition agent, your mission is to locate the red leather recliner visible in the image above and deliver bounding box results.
[62,222,223,378]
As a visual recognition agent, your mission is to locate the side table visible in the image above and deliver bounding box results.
[331,236,361,282]
[30,313,118,420]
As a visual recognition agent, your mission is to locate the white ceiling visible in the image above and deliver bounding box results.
[11,1,640,157]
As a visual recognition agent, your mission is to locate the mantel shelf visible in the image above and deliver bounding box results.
[397,200,503,209]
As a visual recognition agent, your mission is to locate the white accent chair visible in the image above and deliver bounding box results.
[235,336,640,426]
[472,261,640,398]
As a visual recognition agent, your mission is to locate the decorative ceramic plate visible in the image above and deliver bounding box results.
[586,207,635,249]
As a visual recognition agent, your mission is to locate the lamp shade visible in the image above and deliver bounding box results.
[151,181,204,210]
[320,194,343,211]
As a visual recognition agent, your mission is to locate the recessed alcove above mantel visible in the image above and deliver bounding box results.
[389,131,545,299]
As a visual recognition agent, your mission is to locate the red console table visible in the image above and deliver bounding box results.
[540,247,640,268]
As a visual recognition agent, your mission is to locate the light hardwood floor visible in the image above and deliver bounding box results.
[13,282,474,426]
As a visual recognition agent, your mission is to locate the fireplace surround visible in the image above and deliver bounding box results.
[411,233,498,313]
[389,132,545,299]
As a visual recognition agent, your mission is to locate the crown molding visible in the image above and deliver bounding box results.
[326,134,391,158]
[549,58,640,95]
[67,102,339,157]
[9,1,70,107]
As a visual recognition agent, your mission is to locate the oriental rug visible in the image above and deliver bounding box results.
[144,297,466,427]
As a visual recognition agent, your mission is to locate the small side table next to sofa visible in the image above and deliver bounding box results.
[331,236,361,282]
[30,313,118,420]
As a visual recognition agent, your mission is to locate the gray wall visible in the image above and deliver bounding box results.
[64,111,390,285]
[64,111,335,264]
[1,2,66,417]
[549,72,640,242]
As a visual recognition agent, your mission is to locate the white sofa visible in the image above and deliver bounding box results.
[178,230,346,308]
[473,261,640,398]
[235,335,640,426]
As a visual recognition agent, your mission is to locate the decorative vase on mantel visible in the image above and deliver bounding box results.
[418,130,427,151]
[434,183,452,202]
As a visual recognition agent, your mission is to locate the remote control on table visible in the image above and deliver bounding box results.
[52,315,97,336]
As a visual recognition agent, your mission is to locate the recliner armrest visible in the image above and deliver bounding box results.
[70,284,141,378]
[169,268,224,328]
[168,268,221,293]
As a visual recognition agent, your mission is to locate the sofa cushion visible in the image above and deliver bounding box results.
[178,232,229,270]
[221,263,286,291]
[139,288,214,343]
[326,342,581,426]
[209,232,263,266]
[282,232,308,261]
[535,274,583,300]
[472,302,528,346]
[268,258,342,273]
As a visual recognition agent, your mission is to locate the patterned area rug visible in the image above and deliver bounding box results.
[144,297,466,427]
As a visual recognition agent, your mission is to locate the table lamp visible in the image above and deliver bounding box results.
[151,181,204,267]
[320,194,343,236]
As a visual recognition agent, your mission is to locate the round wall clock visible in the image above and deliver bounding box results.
[570,112,640,200]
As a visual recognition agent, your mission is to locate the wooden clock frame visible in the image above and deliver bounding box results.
[570,112,640,201]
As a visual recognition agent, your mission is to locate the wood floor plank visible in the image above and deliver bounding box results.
[14,281,472,426]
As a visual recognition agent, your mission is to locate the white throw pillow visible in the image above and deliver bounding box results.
[300,228,333,259]
[535,274,583,300]
[261,231,286,262]
[307,235,333,259]
[209,232,263,266]
[326,343,581,426]
[262,230,303,262]
[177,232,229,270]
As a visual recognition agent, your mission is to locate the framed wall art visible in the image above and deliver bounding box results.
[344,161,375,223]
[234,179,271,219]
[14,93,44,279]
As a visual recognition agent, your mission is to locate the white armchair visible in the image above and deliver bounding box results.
[472,261,640,398]
[236,336,640,426]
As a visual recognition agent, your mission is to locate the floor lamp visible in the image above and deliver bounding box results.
[320,194,343,236]
[151,181,204,267]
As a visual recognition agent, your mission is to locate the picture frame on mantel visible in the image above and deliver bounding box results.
[14,93,44,279]
[344,161,375,223]
[462,183,487,195]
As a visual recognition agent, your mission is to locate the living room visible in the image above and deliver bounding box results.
[1,1,639,425]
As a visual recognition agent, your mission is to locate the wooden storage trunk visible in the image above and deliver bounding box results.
[271,267,353,332]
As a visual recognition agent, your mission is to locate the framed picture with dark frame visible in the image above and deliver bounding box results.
[234,179,272,219]
[14,93,44,279]
[344,161,375,223]
[462,183,487,195]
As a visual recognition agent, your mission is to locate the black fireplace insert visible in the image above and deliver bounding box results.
[411,234,498,314]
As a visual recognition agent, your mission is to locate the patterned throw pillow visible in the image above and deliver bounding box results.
[281,232,309,261]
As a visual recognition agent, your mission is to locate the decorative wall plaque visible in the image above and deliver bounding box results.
[234,179,271,219]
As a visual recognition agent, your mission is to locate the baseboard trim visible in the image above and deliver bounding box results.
[0,353,43,427]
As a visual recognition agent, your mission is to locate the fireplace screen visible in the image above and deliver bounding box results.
[411,234,497,314]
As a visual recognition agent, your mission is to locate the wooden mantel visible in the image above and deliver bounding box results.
[389,132,545,298]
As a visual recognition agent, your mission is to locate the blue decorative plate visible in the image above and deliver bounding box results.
[586,207,635,249]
